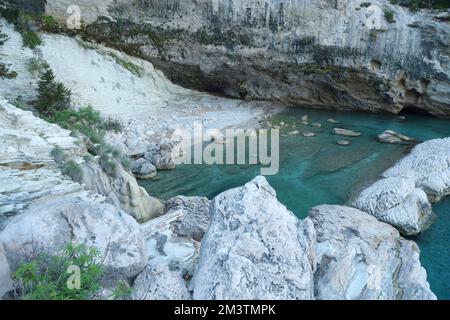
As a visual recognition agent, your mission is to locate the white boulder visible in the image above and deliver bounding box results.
[310,205,436,300]
[191,176,316,300]
[353,177,433,235]
[0,197,148,284]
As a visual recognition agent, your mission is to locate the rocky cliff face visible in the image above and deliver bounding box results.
[40,0,450,116]
[0,97,164,224]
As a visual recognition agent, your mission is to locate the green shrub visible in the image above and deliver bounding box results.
[26,57,50,75]
[100,117,123,133]
[112,281,133,300]
[121,157,132,170]
[36,68,72,117]
[384,9,396,23]
[51,146,65,163]
[22,30,42,49]
[60,160,83,182]
[0,8,20,25]
[99,154,118,176]
[13,243,103,300]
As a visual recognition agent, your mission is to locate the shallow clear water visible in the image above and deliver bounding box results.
[140,107,450,299]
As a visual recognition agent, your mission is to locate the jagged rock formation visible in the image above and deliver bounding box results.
[166,196,210,242]
[0,97,164,223]
[139,196,211,279]
[191,176,317,300]
[353,176,433,235]
[310,205,436,300]
[131,264,191,300]
[40,0,450,116]
[0,97,84,167]
[0,166,96,227]
[0,197,148,285]
[80,161,164,222]
[353,138,450,235]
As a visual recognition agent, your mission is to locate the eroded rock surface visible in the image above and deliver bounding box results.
[0,197,148,285]
[383,138,450,202]
[353,176,433,235]
[310,205,436,300]
[191,176,316,300]
[132,264,191,300]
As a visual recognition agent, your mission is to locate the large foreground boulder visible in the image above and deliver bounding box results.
[352,177,433,235]
[310,205,436,300]
[192,176,316,300]
[0,198,148,284]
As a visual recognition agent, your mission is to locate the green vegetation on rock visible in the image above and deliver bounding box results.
[60,160,83,182]
[36,68,72,117]
[384,9,396,23]
[13,243,103,300]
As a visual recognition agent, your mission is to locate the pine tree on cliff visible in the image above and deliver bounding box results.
[36,68,72,117]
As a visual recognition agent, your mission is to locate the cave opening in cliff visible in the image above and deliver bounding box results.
[399,105,431,116]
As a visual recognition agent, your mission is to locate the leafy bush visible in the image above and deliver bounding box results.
[60,160,83,182]
[26,57,50,75]
[45,106,115,145]
[384,9,396,23]
[21,30,42,49]
[13,243,103,300]
[36,68,72,117]
[121,157,132,170]
[51,146,65,163]
[99,154,118,176]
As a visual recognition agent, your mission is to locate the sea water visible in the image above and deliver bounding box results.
[140,107,450,299]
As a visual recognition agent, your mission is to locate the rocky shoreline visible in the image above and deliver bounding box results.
[1,96,448,299]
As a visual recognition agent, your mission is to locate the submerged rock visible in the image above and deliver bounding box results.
[353,177,433,235]
[0,197,148,285]
[0,243,12,299]
[378,130,416,144]
[192,176,316,300]
[383,138,450,202]
[337,140,350,146]
[132,264,191,300]
[333,128,361,137]
[310,205,436,300]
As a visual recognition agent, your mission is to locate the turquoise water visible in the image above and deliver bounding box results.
[140,107,450,299]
